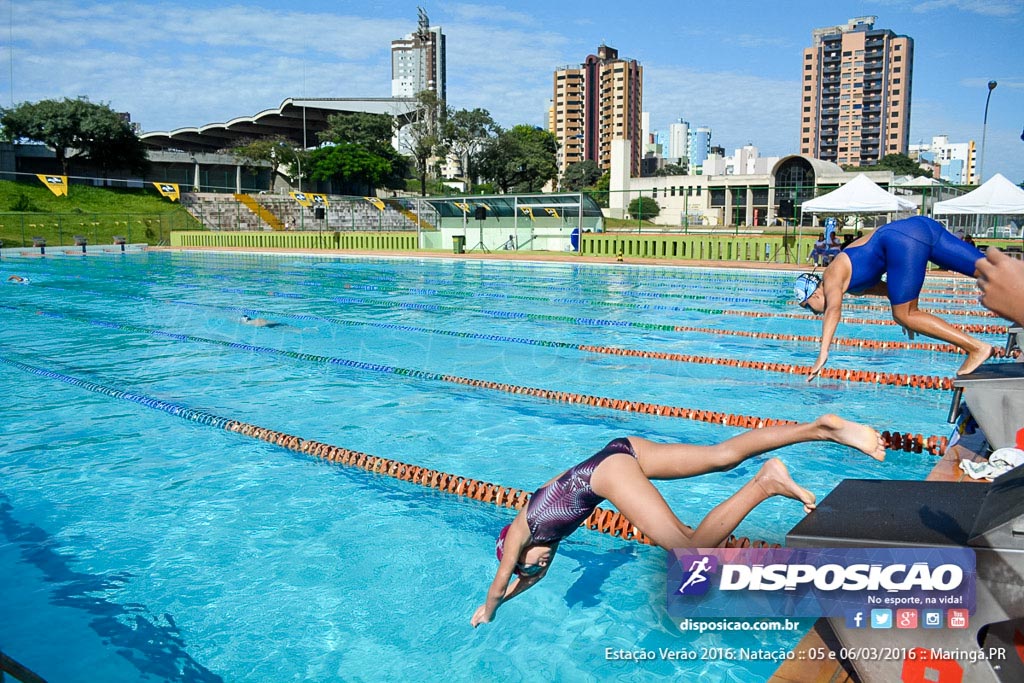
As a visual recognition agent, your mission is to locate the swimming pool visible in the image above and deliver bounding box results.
[0,251,1002,682]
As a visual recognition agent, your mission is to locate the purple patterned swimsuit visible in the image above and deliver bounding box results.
[525,438,637,544]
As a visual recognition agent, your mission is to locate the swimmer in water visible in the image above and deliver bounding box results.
[471,414,886,627]
[795,215,994,378]
[240,315,284,328]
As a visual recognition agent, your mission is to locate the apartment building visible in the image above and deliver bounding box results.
[391,8,446,101]
[550,44,643,177]
[799,16,913,167]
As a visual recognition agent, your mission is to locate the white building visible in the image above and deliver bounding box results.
[391,8,446,101]
[668,120,690,162]
[701,145,780,176]
[908,135,976,185]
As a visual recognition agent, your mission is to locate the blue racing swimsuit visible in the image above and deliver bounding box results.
[525,438,636,544]
[843,216,982,305]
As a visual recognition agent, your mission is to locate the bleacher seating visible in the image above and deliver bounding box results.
[182,193,425,232]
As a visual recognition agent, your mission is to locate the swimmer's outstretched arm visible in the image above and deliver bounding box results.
[471,517,550,628]
[808,276,846,380]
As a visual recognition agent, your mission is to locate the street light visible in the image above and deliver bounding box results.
[978,80,997,184]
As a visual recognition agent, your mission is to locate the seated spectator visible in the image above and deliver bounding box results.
[810,234,828,265]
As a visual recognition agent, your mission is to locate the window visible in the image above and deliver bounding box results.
[804,86,812,91]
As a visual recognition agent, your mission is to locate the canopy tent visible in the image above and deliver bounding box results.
[800,173,917,214]
[933,173,1024,215]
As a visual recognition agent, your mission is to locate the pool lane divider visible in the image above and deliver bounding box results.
[4,304,951,455]
[0,354,785,550]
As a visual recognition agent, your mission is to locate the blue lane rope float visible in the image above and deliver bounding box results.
[3,305,952,454]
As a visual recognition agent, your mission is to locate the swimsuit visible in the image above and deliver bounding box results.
[525,438,636,544]
[843,216,982,305]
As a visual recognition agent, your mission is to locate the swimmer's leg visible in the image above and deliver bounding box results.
[594,457,813,550]
[628,414,885,481]
[890,300,993,375]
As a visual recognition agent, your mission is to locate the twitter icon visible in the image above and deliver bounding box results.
[871,609,892,629]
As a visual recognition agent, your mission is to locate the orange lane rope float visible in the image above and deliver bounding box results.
[0,356,769,549]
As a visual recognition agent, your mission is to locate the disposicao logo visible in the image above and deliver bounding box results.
[675,555,718,596]
[665,547,975,620]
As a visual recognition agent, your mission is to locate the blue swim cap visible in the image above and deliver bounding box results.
[793,273,821,304]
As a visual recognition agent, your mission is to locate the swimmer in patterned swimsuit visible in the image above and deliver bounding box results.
[795,216,994,378]
[471,414,886,627]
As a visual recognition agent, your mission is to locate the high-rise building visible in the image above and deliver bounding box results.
[799,16,913,166]
[550,44,643,176]
[391,7,446,101]
[668,120,690,162]
[909,135,976,184]
[689,126,712,168]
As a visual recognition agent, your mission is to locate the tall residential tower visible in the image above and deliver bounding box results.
[799,16,913,166]
[550,44,643,177]
[391,7,446,101]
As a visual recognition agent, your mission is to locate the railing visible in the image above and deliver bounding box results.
[0,212,193,247]
[0,650,48,683]
[581,233,813,263]
[170,230,418,251]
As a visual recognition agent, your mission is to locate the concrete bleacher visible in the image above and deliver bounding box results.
[182,192,425,233]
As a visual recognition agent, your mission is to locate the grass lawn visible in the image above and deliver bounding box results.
[0,179,201,247]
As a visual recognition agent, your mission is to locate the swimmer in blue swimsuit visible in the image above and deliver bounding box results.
[471,414,886,627]
[795,216,994,378]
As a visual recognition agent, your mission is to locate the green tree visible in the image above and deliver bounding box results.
[845,153,933,178]
[308,143,393,196]
[588,172,610,207]
[320,112,394,156]
[477,125,558,193]
[444,107,497,193]
[398,90,447,196]
[628,196,660,220]
[0,97,149,177]
[231,136,309,190]
[655,162,688,177]
[561,160,602,191]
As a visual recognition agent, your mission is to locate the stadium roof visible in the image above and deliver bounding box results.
[139,97,418,153]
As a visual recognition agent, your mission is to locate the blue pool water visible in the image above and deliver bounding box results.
[0,251,1001,682]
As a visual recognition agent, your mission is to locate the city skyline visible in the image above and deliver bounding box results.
[2,0,1022,182]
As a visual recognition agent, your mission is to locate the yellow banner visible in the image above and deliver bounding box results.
[520,207,534,219]
[152,182,180,202]
[544,208,560,218]
[290,191,328,208]
[364,196,385,211]
[37,174,68,197]
[454,202,470,213]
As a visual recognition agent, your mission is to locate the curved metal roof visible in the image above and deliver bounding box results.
[140,97,417,153]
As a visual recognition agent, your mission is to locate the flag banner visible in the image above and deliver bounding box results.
[667,547,975,620]
[152,182,180,202]
[454,202,470,213]
[544,208,560,218]
[520,207,535,219]
[290,191,312,207]
[37,174,68,197]
[364,197,385,211]
[311,193,330,207]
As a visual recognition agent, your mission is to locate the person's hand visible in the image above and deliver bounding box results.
[976,247,1024,327]
[471,604,492,628]
[806,353,828,382]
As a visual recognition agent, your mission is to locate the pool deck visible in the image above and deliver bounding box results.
[153,245,989,681]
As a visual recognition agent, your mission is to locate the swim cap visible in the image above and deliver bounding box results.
[793,273,821,304]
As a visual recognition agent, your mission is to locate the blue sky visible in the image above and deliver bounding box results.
[3,0,1022,182]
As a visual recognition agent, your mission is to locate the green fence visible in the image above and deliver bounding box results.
[0,212,195,247]
[171,230,418,251]
[582,233,812,264]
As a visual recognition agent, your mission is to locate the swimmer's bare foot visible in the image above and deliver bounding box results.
[956,344,994,376]
[755,458,816,514]
[816,413,886,461]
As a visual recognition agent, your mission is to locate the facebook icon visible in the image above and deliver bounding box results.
[845,610,866,629]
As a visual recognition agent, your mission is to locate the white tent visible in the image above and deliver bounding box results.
[933,173,1024,215]
[800,173,917,214]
